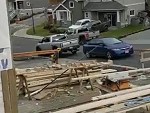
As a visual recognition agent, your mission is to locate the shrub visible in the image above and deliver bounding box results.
[50,27,58,33]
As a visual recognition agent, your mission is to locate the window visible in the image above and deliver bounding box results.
[69,1,74,8]
[88,39,103,45]
[42,37,50,43]
[78,28,88,33]
[85,12,89,18]
[130,10,135,16]
[81,20,90,25]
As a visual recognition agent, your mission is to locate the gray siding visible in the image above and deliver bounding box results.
[91,12,98,20]
[23,0,49,9]
[115,0,145,5]
[63,0,84,24]
[115,0,145,25]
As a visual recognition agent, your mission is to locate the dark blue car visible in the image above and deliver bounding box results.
[83,38,134,59]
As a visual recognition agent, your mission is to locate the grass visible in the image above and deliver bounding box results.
[26,23,52,36]
[27,23,149,38]
[101,24,148,39]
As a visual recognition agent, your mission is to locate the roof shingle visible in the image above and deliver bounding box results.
[83,1,126,11]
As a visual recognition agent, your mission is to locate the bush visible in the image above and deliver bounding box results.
[50,27,58,33]
[49,27,67,34]
[57,28,67,33]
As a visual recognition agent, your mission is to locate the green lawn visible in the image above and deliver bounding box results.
[101,25,148,38]
[27,24,149,38]
[26,24,51,36]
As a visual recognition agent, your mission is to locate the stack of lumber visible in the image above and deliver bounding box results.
[16,60,114,99]
[51,84,150,113]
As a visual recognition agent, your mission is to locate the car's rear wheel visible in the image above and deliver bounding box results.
[106,51,113,59]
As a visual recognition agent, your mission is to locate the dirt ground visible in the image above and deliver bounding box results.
[18,76,150,113]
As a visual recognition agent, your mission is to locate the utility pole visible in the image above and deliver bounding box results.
[27,0,35,34]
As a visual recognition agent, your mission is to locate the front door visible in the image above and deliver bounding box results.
[60,11,67,22]
[107,13,117,26]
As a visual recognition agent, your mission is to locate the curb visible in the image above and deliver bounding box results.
[12,28,43,40]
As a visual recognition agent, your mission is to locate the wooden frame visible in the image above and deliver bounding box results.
[1,69,18,113]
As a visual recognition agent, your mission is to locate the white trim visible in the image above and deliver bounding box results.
[125,2,145,7]
[69,1,74,8]
[56,10,70,21]
[85,12,89,18]
[53,4,70,12]
[54,0,78,12]
[117,11,120,22]
[129,9,135,16]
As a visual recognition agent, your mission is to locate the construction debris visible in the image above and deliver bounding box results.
[16,60,114,99]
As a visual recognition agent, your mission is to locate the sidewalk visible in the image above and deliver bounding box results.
[12,27,43,40]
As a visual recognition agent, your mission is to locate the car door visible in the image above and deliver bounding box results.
[92,40,107,56]
[39,37,52,50]
[86,39,100,55]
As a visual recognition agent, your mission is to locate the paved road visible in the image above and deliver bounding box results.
[12,31,150,68]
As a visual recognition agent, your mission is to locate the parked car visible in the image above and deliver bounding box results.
[85,20,111,32]
[66,26,100,45]
[36,34,80,54]
[83,38,134,59]
[69,19,91,29]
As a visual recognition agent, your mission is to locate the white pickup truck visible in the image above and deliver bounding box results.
[67,26,100,45]
[36,34,80,54]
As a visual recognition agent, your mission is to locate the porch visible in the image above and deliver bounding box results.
[55,10,71,27]
[83,1,126,28]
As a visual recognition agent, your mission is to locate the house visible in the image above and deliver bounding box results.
[8,0,50,20]
[8,0,17,20]
[51,0,145,27]
[52,0,84,27]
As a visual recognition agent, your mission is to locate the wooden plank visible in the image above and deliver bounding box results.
[72,68,150,82]
[140,58,150,63]
[1,71,12,113]
[52,89,150,113]
[92,84,150,101]
[27,77,69,88]
[112,64,137,70]
[101,69,117,74]
[7,69,18,113]
[13,49,60,58]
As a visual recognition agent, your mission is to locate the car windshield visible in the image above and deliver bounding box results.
[52,35,66,42]
[103,38,122,45]
[75,22,82,25]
